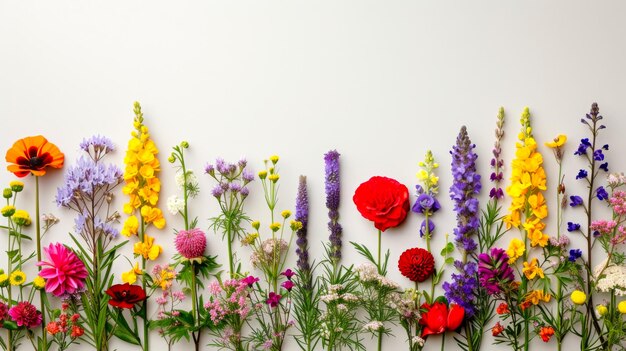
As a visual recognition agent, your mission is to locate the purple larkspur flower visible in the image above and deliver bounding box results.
[599,162,609,172]
[211,184,224,198]
[420,220,435,238]
[594,149,605,161]
[596,186,609,201]
[489,188,504,199]
[570,196,584,207]
[574,138,592,156]
[295,176,310,276]
[569,249,582,262]
[324,150,342,264]
[56,156,123,207]
[443,261,478,316]
[478,248,514,295]
[576,169,588,180]
[242,169,255,182]
[412,193,440,214]
[567,222,581,232]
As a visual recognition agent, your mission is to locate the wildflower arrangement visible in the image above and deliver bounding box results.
[5,100,626,351]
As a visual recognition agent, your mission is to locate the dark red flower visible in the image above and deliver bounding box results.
[419,302,464,338]
[105,283,146,309]
[398,247,435,282]
[353,176,409,232]
[492,322,504,336]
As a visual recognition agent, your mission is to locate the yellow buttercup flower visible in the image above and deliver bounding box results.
[121,262,143,284]
[570,290,586,305]
[251,221,260,230]
[596,304,608,316]
[258,170,268,179]
[133,234,162,261]
[618,301,626,314]
[268,174,280,183]
[522,258,545,280]
[33,276,45,289]
[290,220,303,231]
[506,238,525,264]
[10,270,26,286]
[121,215,139,237]
[545,135,567,148]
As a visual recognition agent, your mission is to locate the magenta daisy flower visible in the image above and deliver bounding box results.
[37,242,88,297]
[175,228,207,259]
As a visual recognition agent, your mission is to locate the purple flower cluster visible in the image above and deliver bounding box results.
[412,188,440,238]
[477,248,514,295]
[489,108,505,199]
[80,135,115,161]
[205,158,253,199]
[295,176,310,276]
[449,126,481,253]
[55,156,123,207]
[569,249,582,262]
[324,150,342,264]
[443,261,478,316]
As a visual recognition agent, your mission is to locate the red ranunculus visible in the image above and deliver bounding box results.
[419,302,464,338]
[105,283,146,309]
[353,176,409,232]
[398,247,435,282]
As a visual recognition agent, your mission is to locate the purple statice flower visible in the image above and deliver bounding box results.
[56,156,123,207]
[576,169,588,180]
[443,261,478,316]
[569,249,582,262]
[477,248,514,295]
[295,176,310,276]
[420,220,435,238]
[449,126,481,253]
[599,162,609,172]
[567,222,581,232]
[412,193,440,214]
[80,135,115,160]
[596,186,609,201]
[570,195,584,207]
[324,150,342,264]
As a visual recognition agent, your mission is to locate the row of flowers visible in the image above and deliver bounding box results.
[1,102,625,351]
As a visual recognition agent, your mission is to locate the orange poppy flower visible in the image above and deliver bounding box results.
[5,136,64,177]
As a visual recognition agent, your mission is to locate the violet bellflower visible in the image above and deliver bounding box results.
[325,150,342,264]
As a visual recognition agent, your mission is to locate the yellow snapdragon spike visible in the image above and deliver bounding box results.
[134,234,162,260]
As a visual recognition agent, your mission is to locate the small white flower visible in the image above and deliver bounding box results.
[175,170,197,190]
[167,195,185,215]
[412,336,425,347]
[363,321,383,332]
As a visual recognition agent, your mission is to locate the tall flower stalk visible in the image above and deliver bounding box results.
[121,102,166,351]
[443,126,480,351]
[55,136,124,351]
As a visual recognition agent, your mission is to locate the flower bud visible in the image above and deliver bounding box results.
[269,155,279,164]
[168,155,176,163]
[251,221,260,230]
[1,205,16,217]
[570,290,586,305]
[258,170,268,180]
[619,301,626,314]
[596,304,608,316]
[181,141,189,149]
[10,181,24,192]
[3,188,12,199]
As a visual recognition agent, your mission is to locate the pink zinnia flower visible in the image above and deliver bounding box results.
[37,243,88,296]
[8,301,42,328]
[175,228,207,259]
[0,302,8,326]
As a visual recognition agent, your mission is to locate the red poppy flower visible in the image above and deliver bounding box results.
[353,176,409,232]
[5,136,64,177]
[419,302,464,338]
[105,283,146,309]
[398,247,435,282]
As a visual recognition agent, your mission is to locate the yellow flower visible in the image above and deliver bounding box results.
[154,265,176,290]
[0,273,8,285]
[290,220,303,231]
[506,238,525,264]
[596,304,608,316]
[525,290,551,305]
[268,174,280,183]
[241,233,259,246]
[9,181,24,192]
[258,170,268,179]
[10,270,26,286]
[416,170,429,181]
[134,234,162,261]
[522,258,545,280]
[269,222,281,232]
[141,205,166,229]
[269,155,279,164]
[545,134,567,148]
[121,215,139,237]
[12,210,31,226]
[1,205,16,217]
[281,210,291,219]
[121,262,143,284]
[618,301,626,314]
[570,290,586,305]
[251,221,260,230]
[33,276,45,289]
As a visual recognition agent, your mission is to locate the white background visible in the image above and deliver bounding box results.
[1,1,626,350]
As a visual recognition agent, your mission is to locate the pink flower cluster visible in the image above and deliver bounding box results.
[591,219,617,236]
[610,190,626,215]
[204,278,253,325]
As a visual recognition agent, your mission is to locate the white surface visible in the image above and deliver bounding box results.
[1,1,626,350]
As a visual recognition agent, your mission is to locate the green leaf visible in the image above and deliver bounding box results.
[110,314,141,345]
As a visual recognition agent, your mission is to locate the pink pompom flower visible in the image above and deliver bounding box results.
[8,301,42,328]
[37,242,88,297]
[175,228,207,259]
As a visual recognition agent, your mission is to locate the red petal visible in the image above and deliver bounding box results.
[447,304,465,331]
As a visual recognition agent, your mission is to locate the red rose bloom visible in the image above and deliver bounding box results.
[398,247,435,282]
[353,176,409,232]
[419,302,464,338]
[105,283,147,309]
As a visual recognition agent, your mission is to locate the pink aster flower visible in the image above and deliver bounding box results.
[37,243,88,297]
[8,301,42,328]
[174,228,207,259]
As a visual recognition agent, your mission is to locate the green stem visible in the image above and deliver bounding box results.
[377,229,382,273]
[377,330,383,351]
[440,331,445,351]
[35,177,48,351]
[190,263,200,351]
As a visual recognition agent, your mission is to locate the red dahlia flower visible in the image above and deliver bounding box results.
[398,247,435,282]
[105,283,146,309]
[419,301,464,338]
[353,176,409,232]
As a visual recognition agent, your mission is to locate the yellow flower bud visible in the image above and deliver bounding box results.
[258,170,268,179]
[570,290,586,305]
[268,174,280,183]
[1,205,16,217]
[269,222,281,232]
[9,181,24,192]
[619,301,626,314]
[251,221,260,230]
[269,155,279,164]
[168,155,176,163]
[596,304,608,316]
[33,276,45,289]
[3,188,12,199]
[181,141,189,148]
[281,210,291,219]
[12,210,31,226]
[0,273,8,287]
[290,220,303,231]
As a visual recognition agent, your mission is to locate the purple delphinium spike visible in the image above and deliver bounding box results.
[444,126,481,316]
[325,150,342,264]
[295,176,310,278]
[489,108,505,200]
